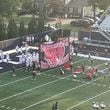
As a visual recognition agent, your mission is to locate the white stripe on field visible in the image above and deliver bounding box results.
[67,89,110,110]
[22,74,108,110]
[0,75,72,102]
[0,68,22,76]
[0,76,31,88]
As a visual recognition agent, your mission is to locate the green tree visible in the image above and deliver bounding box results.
[0,0,21,17]
[21,0,33,14]
[37,18,44,32]
[88,0,110,10]
[19,19,27,36]
[7,18,19,39]
[27,16,38,34]
[0,18,7,40]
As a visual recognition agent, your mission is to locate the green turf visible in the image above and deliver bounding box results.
[0,55,110,110]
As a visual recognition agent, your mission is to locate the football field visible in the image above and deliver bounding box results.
[0,55,110,110]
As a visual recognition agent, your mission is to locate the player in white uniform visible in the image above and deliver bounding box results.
[36,52,39,64]
[25,44,29,54]
[29,54,33,69]
[31,36,35,45]
[25,56,30,71]
[20,46,24,53]
[21,53,26,64]
[0,51,4,62]
[26,36,30,45]
[32,51,36,62]
[15,45,20,54]
[6,53,10,63]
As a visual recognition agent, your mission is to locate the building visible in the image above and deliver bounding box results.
[65,0,90,18]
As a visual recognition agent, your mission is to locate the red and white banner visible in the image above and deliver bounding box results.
[40,38,70,69]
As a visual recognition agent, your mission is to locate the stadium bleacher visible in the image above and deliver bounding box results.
[100,15,110,31]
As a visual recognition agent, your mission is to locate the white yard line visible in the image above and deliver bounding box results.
[22,74,109,110]
[67,89,110,110]
[0,76,32,88]
[0,68,22,76]
[0,74,72,102]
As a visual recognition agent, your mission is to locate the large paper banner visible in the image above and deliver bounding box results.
[40,38,70,69]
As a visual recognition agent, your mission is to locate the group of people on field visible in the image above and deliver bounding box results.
[12,43,40,80]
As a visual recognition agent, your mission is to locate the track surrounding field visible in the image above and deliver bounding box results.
[0,55,110,110]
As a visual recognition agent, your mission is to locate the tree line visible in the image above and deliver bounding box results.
[0,16,45,41]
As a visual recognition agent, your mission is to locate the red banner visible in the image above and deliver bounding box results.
[40,38,70,69]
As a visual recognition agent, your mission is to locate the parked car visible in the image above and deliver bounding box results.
[70,18,94,27]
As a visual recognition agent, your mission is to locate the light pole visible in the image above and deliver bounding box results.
[93,2,98,22]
